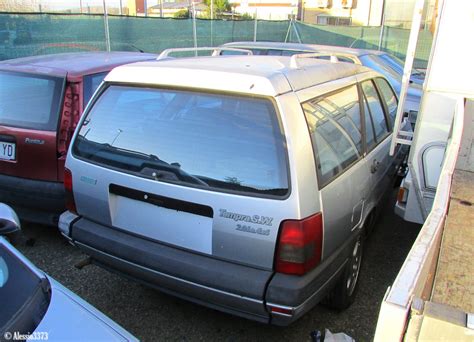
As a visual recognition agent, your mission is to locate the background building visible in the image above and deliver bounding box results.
[301,0,437,27]
[231,0,298,20]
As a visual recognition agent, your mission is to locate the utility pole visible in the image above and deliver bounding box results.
[103,0,111,52]
[302,0,305,22]
[377,0,386,50]
[210,0,214,46]
[191,1,197,55]
[367,0,372,25]
[253,6,258,42]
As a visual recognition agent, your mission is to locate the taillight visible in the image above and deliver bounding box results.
[58,82,81,157]
[275,213,323,276]
[64,168,77,214]
[397,187,408,204]
[268,305,293,316]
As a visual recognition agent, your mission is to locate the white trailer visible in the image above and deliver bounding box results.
[392,0,474,224]
[375,0,474,339]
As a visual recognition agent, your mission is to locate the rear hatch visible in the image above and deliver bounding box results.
[0,70,64,181]
[70,84,294,270]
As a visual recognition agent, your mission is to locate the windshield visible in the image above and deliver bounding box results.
[378,54,425,77]
[361,54,402,83]
[73,85,289,197]
[0,71,64,130]
[379,53,404,73]
[0,242,50,336]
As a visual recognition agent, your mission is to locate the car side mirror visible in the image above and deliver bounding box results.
[0,204,21,236]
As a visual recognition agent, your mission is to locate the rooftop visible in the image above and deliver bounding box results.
[223,41,386,57]
[105,54,372,96]
[0,52,157,78]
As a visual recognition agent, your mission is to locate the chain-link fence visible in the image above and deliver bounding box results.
[293,22,432,67]
[0,12,432,67]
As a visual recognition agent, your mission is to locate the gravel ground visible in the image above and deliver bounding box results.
[15,189,420,342]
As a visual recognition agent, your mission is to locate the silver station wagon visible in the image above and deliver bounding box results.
[222,41,423,126]
[59,53,404,325]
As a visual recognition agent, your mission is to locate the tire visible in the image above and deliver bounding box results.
[362,211,377,239]
[324,234,364,310]
[4,230,21,245]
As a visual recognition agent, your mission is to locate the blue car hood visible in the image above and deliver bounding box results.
[33,277,137,341]
[408,81,423,97]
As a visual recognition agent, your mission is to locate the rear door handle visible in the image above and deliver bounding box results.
[371,159,380,173]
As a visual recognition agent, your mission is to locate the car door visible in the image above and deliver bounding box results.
[301,84,370,258]
[360,79,392,205]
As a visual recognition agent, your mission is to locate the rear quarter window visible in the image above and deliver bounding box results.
[73,85,289,197]
[303,85,363,187]
[83,71,108,106]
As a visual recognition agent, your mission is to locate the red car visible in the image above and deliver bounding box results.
[0,52,157,225]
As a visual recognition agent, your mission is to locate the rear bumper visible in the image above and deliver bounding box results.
[66,216,351,325]
[0,173,64,225]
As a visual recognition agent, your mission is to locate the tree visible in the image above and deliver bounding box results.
[203,0,231,17]
[173,9,190,18]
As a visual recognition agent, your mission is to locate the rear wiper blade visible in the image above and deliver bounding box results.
[141,161,209,187]
[101,143,161,162]
[97,142,208,186]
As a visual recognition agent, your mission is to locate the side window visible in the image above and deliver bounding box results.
[361,80,390,143]
[267,49,283,56]
[281,50,299,56]
[303,85,363,186]
[375,77,398,128]
[363,98,377,151]
[335,56,355,64]
[314,55,354,63]
[83,71,109,106]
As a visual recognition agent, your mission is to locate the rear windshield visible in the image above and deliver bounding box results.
[0,71,64,131]
[73,85,289,197]
[378,54,404,74]
[0,243,50,335]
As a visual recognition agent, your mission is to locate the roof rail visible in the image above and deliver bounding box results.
[157,47,253,60]
[289,52,356,69]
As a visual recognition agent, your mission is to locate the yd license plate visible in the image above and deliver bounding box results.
[0,142,15,160]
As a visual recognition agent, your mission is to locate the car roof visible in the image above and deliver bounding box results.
[222,41,386,58]
[105,55,373,96]
[0,52,157,78]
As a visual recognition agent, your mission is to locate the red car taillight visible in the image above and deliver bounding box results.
[64,168,77,214]
[275,213,323,276]
[58,82,81,157]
